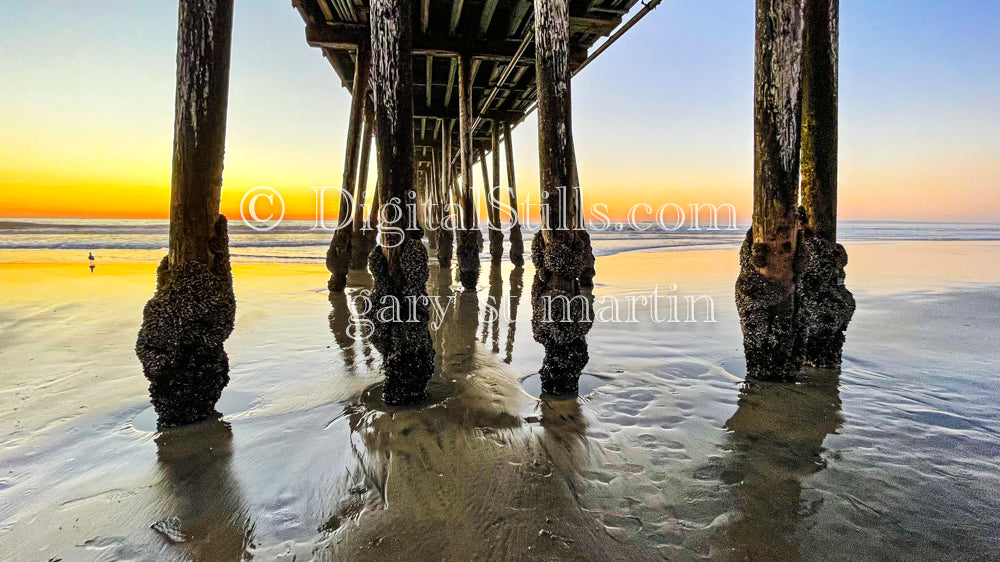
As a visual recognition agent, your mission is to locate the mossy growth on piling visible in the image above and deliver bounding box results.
[326,228,353,291]
[488,228,504,265]
[530,233,593,396]
[436,227,454,268]
[795,224,855,368]
[735,229,800,381]
[736,216,855,380]
[366,237,436,405]
[578,229,596,290]
[349,228,377,271]
[136,217,236,429]
[508,224,524,268]
[456,229,483,290]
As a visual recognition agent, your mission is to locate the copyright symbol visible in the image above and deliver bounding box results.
[240,186,285,231]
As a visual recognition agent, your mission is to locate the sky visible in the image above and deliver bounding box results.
[1,0,998,223]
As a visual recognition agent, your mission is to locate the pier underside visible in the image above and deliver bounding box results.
[293,0,640,154]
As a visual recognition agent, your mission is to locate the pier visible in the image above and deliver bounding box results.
[138,0,852,424]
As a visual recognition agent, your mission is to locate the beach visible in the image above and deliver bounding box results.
[1,224,999,560]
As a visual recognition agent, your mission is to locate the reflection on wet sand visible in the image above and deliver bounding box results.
[308,264,654,560]
[326,349,656,561]
[505,267,524,364]
[717,367,842,560]
[329,291,357,369]
[154,420,253,560]
[482,263,503,353]
[429,263,480,372]
[330,285,377,372]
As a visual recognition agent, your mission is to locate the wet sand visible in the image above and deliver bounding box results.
[1,241,999,560]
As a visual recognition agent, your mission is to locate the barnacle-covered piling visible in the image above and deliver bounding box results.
[736,0,805,381]
[797,0,853,367]
[137,0,236,428]
[365,0,435,404]
[531,0,593,396]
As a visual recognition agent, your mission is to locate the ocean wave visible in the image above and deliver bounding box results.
[1,220,998,259]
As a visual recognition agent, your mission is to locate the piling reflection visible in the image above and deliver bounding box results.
[317,282,657,560]
[153,419,253,560]
[483,263,503,352]
[718,367,842,560]
[504,266,524,363]
[327,367,655,558]
[329,291,357,369]
[442,290,480,371]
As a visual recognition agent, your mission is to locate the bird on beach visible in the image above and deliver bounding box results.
[88,252,95,262]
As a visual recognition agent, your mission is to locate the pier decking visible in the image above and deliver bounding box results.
[293,0,643,151]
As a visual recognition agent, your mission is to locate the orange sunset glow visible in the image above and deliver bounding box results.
[1,1,997,223]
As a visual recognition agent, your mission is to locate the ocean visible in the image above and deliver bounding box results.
[2,218,999,262]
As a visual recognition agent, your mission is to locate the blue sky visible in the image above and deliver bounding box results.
[1,0,998,220]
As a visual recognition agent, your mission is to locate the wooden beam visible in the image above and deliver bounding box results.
[341,47,370,228]
[485,122,504,263]
[508,0,531,36]
[470,59,482,90]
[415,137,491,149]
[437,127,455,267]
[425,54,433,108]
[421,0,431,33]
[307,22,587,61]
[535,0,578,235]
[456,50,482,290]
[444,57,457,107]
[479,0,500,38]
[317,0,336,23]
[450,0,465,35]
[479,148,491,219]
[491,122,501,199]
[568,15,621,36]
[412,108,523,124]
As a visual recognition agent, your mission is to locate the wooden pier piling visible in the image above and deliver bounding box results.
[487,123,505,264]
[365,0,435,404]
[737,0,853,379]
[350,97,377,270]
[137,0,237,428]
[327,44,370,291]
[456,52,483,291]
[735,0,805,381]
[502,121,525,268]
[427,149,440,250]
[796,0,854,368]
[801,0,839,243]
[531,0,593,396]
[437,128,455,268]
